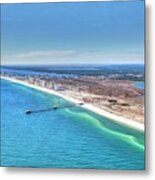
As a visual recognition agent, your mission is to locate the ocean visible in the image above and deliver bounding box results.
[1,79,144,169]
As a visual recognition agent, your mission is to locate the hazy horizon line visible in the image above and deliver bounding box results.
[1,63,144,67]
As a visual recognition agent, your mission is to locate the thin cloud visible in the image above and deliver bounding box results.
[15,50,77,58]
[2,49,144,65]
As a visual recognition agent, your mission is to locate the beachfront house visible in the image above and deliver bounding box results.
[53,84,65,91]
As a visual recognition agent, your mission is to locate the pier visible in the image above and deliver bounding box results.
[25,102,84,115]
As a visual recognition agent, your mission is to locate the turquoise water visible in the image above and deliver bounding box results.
[1,79,145,169]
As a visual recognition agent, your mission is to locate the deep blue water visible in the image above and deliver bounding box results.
[1,64,144,77]
[1,79,145,169]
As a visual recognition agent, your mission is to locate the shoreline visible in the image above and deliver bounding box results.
[1,76,144,131]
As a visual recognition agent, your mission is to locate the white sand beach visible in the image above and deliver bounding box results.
[1,76,144,131]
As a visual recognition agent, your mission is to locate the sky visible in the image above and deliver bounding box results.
[1,1,144,65]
